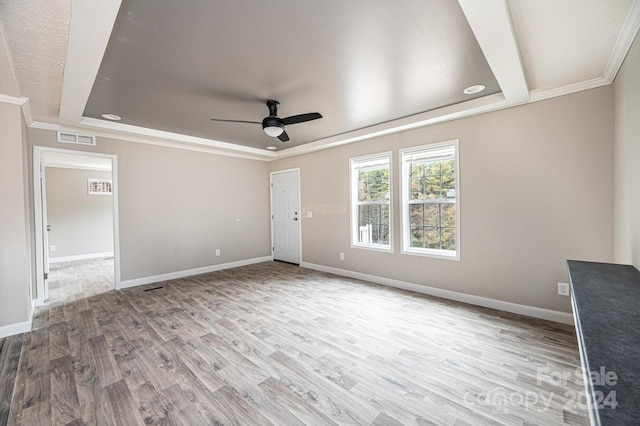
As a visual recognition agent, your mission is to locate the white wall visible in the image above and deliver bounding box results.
[28,130,271,282]
[45,167,114,259]
[0,102,32,335]
[613,32,640,268]
[271,87,614,313]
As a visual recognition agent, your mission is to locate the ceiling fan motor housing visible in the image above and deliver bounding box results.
[262,115,283,128]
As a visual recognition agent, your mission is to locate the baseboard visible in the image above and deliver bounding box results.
[0,315,32,339]
[119,256,273,289]
[300,262,574,325]
[49,251,114,263]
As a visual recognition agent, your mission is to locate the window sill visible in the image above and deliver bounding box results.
[351,243,393,253]
[401,247,459,261]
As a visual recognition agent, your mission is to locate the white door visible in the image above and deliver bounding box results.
[40,162,50,300]
[272,170,300,264]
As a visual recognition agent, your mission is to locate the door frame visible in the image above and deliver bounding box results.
[270,168,302,264]
[33,146,121,306]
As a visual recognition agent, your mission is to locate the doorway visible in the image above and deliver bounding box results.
[271,169,301,264]
[33,146,120,306]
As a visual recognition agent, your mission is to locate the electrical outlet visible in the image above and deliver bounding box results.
[339,252,345,260]
[215,249,221,257]
[50,245,56,252]
[558,282,570,296]
[307,211,313,218]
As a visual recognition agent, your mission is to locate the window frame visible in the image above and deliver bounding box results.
[88,178,113,195]
[349,152,393,253]
[400,140,460,260]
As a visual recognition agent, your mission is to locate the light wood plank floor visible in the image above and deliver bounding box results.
[7,261,588,425]
[47,258,114,307]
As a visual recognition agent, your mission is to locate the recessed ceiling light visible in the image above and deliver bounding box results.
[101,113,121,121]
[463,84,486,95]
[266,146,277,151]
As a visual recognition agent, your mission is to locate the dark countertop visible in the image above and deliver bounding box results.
[567,260,640,425]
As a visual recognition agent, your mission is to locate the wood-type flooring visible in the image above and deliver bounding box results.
[4,261,588,425]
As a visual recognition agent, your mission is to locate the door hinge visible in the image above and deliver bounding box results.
[44,272,48,280]
[272,247,274,252]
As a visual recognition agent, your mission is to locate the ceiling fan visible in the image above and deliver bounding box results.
[210,100,322,142]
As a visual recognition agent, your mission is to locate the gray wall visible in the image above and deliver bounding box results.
[45,167,114,259]
[0,102,32,331]
[270,87,614,313]
[28,131,271,281]
[613,32,640,268]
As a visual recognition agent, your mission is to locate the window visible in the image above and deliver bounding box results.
[88,178,112,195]
[401,141,459,259]
[350,153,391,251]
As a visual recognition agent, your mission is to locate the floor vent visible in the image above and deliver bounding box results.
[143,286,164,292]
[57,131,96,146]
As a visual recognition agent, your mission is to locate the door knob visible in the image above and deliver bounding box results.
[294,217,298,221]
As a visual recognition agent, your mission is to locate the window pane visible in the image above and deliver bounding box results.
[381,204,390,224]
[358,205,369,227]
[411,227,424,248]
[441,227,456,251]
[424,204,440,227]
[410,204,423,226]
[360,168,389,202]
[370,204,380,223]
[410,163,424,178]
[425,227,440,249]
[425,174,441,199]
[424,161,440,176]
[441,203,456,227]
[410,176,424,200]
[380,225,390,244]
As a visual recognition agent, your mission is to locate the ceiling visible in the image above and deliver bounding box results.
[0,0,638,160]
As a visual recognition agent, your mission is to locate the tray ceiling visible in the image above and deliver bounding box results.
[0,0,637,159]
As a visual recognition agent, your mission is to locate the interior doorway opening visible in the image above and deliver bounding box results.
[33,146,120,306]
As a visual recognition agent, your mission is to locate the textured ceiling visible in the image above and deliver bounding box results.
[0,1,637,157]
[508,0,633,92]
[82,0,500,150]
[0,0,71,121]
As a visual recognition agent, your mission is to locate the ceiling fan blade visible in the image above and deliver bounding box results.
[278,130,290,142]
[282,112,322,125]
[210,118,261,125]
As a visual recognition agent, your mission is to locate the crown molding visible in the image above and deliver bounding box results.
[0,93,28,105]
[0,94,34,125]
[604,0,640,82]
[29,120,277,162]
[276,93,513,159]
[21,98,33,125]
[529,77,611,103]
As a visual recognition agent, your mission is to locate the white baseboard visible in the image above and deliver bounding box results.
[300,262,574,325]
[49,251,114,263]
[0,301,33,338]
[119,256,273,289]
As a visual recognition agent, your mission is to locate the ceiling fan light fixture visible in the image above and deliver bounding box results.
[263,125,284,137]
[262,116,284,137]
